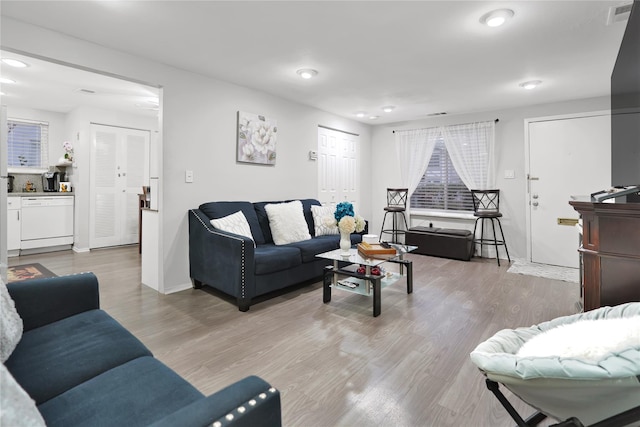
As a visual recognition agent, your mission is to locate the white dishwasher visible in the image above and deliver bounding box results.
[21,196,74,249]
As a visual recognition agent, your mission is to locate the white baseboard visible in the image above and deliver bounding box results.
[164,282,193,294]
[73,246,90,253]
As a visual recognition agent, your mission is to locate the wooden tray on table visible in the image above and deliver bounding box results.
[357,242,397,259]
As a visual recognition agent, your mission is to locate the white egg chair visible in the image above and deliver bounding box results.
[470,303,640,427]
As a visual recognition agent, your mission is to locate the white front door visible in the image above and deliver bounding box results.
[317,127,360,209]
[527,113,610,268]
[90,124,149,249]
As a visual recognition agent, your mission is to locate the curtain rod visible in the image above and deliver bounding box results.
[392,118,499,133]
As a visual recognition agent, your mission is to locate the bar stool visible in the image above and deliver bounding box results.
[471,189,510,266]
[380,188,409,243]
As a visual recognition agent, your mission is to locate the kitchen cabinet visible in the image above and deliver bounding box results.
[7,197,20,252]
[6,194,75,255]
[21,196,74,250]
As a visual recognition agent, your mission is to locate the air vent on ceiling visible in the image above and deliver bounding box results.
[426,112,447,117]
[76,88,96,94]
[607,2,632,25]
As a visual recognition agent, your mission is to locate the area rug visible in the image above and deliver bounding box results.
[7,263,57,283]
[507,259,579,283]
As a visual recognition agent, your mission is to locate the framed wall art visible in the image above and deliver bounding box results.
[237,111,277,165]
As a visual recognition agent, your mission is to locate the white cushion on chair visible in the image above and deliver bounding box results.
[210,210,255,246]
[311,205,339,236]
[1,363,45,427]
[265,200,312,245]
[470,303,640,380]
[516,316,640,362]
[0,280,23,363]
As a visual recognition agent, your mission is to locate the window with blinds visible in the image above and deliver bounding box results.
[7,119,49,169]
[410,138,474,211]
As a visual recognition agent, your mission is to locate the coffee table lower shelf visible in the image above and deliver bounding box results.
[322,260,413,317]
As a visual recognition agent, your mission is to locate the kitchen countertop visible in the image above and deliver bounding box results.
[8,192,74,197]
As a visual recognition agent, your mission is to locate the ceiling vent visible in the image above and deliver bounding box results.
[76,88,96,94]
[426,112,447,117]
[607,2,633,25]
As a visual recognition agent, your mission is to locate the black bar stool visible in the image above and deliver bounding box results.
[380,188,409,243]
[471,189,511,266]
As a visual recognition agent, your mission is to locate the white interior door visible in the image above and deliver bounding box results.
[317,127,360,209]
[528,113,610,268]
[90,124,149,248]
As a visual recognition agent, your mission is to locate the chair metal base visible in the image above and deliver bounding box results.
[485,379,640,427]
[380,210,409,244]
[473,216,511,266]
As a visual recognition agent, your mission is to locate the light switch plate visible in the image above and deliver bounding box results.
[185,170,194,183]
[504,169,515,179]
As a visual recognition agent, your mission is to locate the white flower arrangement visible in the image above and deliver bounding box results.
[331,202,365,234]
[63,141,74,162]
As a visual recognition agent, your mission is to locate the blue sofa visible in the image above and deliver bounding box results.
[4,273,281,427]
[189,199,364,311]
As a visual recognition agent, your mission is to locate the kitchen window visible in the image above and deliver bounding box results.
[7,118,49,169]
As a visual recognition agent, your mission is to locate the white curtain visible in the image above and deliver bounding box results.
[441,121,495,190]
[395,127,440,198]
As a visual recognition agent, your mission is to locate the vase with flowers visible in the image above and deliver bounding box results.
[332,201,366,256]
[62,141,74,163]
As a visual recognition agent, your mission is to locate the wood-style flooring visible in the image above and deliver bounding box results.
[9,246,580,426]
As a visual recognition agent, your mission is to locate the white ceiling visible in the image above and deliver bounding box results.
[0,50,160,118]
[0,1,631,125]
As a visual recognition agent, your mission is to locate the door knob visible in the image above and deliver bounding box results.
[532,201,539,206]
[532,194,539,199]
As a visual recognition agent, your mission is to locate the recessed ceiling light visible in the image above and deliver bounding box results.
[519,80,542,90]
[355,111,367,118]
[1,58,29,68]
[0,77,16,84]
[296,68,318,79]
[369,115,379,120]
[382,106,395,113]
[480,9,514,27]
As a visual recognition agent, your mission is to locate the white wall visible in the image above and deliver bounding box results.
[1,18,372,293]
[370,96,610,260]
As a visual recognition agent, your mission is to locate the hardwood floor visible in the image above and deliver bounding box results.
[9,247,580,426]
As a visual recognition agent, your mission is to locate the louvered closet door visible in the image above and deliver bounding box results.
[121,132,148,244]
[317,127,360,209]
[90,124,149,249]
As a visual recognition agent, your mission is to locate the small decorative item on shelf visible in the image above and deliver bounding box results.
[59,182,72,192]
[330,201,366,256]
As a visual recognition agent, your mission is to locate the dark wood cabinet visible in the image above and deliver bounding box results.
[569,199,640,311]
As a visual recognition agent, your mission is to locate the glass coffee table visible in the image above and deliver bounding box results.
[316,244,416,317]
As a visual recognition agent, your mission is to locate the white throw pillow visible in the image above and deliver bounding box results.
[265,200,312,245]
[0,363,46,427]
[210,211,255,246]
[516,316,640,362]
[311,205,339,236]
[0,279,23,363]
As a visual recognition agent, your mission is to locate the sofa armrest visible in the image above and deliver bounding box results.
[149,375,281,427]
[189,209,256,308]
[7,272,100,331]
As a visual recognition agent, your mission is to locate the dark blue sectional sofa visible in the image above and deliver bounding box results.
[189,199,364,311]
[5,273,281,427]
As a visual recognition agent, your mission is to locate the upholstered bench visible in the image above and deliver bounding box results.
[405,226,474,261]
